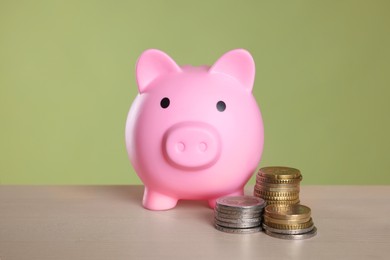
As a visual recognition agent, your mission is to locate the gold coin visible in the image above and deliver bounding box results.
[258,166,301,179]
[256,175,302,184]
[254,194,300,201]
[263,215,311,225]
[253,192,300,201]
[255,187,299,197]
[256,182,300,189]
[255,187,299,193]
[265,199,300,205]
[264,204,311,220]
[265,218,314,230]
[254,192,299,201]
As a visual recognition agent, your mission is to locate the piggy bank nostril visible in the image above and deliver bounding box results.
[176,142,185,152]
[199,142,207,152]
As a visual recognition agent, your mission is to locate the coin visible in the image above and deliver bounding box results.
[215,218,261,228]
[216,196,266,209]
[264,204,311,220]
[214,224,262,234]
[216,216,261,224]
[263,199,300,205]
[254,189,300,197]
[259,166,301,179]
[214,195,266,233]
[262,223,315,235]
[253,193,300,201]
[253,192,299,199]
[263,215,311,225]
[215,205,264,215]
[264,226,317,240]
[215,202,264,210]
[216,212,262,219]
[255,186,299,193]
[264,218,314,230]
[255,182,299,188]
[252,166,316,239]
[257,182,300,189]
[256,175,302,184]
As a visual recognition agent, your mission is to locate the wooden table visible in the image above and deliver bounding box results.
[0,186,389,260]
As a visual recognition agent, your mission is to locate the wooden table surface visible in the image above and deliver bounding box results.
[0,185,389,260]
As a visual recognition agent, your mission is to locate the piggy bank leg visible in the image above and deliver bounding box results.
[142,187,178,210]
[208,189,244,209]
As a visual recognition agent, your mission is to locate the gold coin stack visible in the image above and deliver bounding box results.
[262,204,317,239]
[254,166,301,206]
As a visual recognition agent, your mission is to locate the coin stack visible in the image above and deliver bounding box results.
[214,196,266,234]
[254,166,302,206]
[262,204,317,239]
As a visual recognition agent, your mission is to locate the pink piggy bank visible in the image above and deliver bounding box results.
[125,49,264,210]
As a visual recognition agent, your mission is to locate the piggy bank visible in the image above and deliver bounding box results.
[125,49,264,210]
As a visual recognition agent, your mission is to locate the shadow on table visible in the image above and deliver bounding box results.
[98,185,144,205]
[59,186,214,226]
[62,185,144,206]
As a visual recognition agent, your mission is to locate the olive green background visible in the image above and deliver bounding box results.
[1,0,389,185]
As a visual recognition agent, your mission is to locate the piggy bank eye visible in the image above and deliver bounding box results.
[160,97,170,109]
[216,101,226,112]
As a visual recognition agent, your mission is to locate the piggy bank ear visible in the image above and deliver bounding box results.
[209,49,255,92]
[136,49,181,93]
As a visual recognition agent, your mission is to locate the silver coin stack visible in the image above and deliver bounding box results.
[214,196,266,234]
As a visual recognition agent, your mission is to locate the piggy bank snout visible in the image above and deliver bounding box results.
[163,122,221,170]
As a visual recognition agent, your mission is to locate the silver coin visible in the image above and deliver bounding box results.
[214,203,266,214]
[214,223,262,234]
[215,202,266,211]
[264,226,317,240]
[215,219,261,228]
[215,203,265,210]
[215,204,265,213]
[215,205,264,215]
[216,212,262,219]
[216,216,261,224]
[262,223,315,235]
[216,196,266,209]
